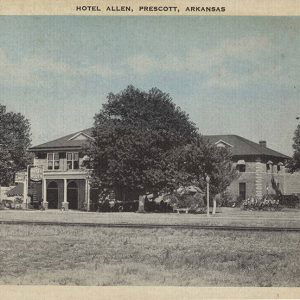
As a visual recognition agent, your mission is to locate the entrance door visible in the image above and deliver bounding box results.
[47,181,58,209]
[67,181,78,209]
[239,182,246,200]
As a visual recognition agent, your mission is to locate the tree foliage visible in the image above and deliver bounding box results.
[0,104,31,186]
[288,123,300,172]
[166,138,237,196]
[86,86,236,201]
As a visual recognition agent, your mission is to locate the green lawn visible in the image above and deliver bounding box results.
[0,224,299,286]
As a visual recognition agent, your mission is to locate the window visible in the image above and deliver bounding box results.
[237,164,246,172]
[47,153,59,170]
[67,152,79,170]
[236,160,246,172]
[239,183,246,200]
[266,161,273,172]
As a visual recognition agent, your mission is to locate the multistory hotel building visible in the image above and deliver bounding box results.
[21,129,291,210]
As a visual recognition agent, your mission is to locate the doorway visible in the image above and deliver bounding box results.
[47,181,59,209]
[67,181,78,209]
[239,182,246,200]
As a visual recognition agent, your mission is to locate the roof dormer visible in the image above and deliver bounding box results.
[215,139,233,148]
[68,132,93,141]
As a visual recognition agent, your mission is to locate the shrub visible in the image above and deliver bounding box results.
[14,197,23,209]
[1,199,14,209]
[168,191,205,210]
[218,190,236,207]
[279,194,299,208]
[14,197,23,204]
[241,194,282,211]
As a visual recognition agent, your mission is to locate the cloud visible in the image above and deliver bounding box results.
[0,35,280,90]
[126,54,159,75]
[205,63,285,90]
[0,51,74,86]
[0,48,6,63]
[221,36,270,57]
[81,64,124,78]
[125,35,271,76]
[0,49,123,87]
[23,57,73,74]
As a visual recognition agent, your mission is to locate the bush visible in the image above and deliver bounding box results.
[14,197,23,204]
[168,191,205,211]
[218,191,236,207]
[14,197,23,209]
[1,199,14,209]
[279,194,299,208]
[241,194,281,211]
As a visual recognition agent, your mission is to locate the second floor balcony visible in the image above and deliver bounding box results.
[33,151,87,173]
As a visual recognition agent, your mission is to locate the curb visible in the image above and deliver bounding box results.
[1,220,300,231]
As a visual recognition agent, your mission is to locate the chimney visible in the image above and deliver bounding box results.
[259,140,267,148]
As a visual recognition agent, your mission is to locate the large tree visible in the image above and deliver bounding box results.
[166,137,237,196]
[288,123,300,172]
[86,86,236,210]
[0,104,31,186]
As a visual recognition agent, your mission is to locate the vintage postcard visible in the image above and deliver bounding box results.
[0,0,300,299]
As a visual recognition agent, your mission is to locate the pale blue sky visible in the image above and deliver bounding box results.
[0,17,299,155]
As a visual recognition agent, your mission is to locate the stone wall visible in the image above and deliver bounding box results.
[282,173,300,195]
[228,160,288,200]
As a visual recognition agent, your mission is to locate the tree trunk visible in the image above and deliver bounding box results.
[137,195,146,213]
[212,199,217,215]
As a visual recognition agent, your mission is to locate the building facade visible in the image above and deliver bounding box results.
[27,129,291,210]
[28,129,93,210]
[206,135,290,200]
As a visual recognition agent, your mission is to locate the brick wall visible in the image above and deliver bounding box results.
[282,173,300,195]
[228,161,287,199]
[227,161,257,199]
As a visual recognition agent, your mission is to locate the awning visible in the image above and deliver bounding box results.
[237,160,246,165]
[7,183,24,196]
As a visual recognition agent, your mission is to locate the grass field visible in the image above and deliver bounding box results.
[0,208,300,228]
[0,224,299,286]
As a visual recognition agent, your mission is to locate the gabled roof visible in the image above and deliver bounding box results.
[204,135,290,159]
[29,128,93,152]
[214,139,233,148]
[29,129,290,160]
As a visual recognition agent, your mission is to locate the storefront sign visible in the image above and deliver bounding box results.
[29,166,43,182]
[15,171,26,183]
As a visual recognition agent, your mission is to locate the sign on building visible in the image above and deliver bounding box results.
[15,171,27,183]
[29,166,43,182]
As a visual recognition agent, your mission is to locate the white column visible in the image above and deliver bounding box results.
[63,179,67,202]
[206,182,210,217]
[87,179,91,211]
[42,178,48,209]
[84,179,88,208]
[22,176,28,209]
[43,179,46,201]
[62,178,69,210]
